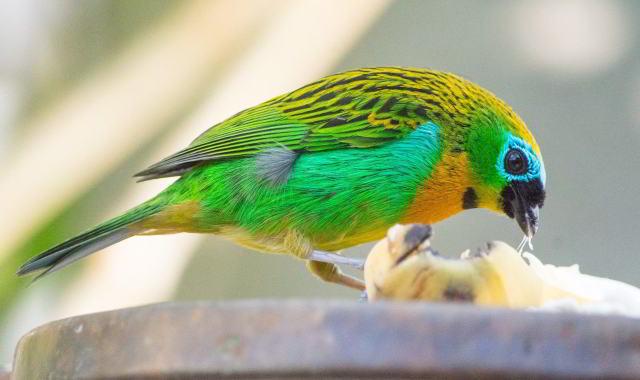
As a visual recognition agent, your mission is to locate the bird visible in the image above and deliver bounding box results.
[18,67,546,291]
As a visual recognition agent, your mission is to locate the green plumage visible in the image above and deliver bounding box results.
[134,68,457,180]
[19,67,546,289]
[158,122,441,251]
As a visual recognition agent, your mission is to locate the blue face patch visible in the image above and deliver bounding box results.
[497,135,544,184]
[538,154,547,187]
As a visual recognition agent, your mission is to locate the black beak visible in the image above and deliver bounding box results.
[501,179,545,238]
[514,200,539,238]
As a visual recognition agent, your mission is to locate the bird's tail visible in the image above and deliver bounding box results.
[17,198,165,280]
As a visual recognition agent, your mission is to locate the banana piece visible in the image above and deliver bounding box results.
[364,224,640,318]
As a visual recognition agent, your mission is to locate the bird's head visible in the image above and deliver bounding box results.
[406,70,547,237]
[464,108,546,238]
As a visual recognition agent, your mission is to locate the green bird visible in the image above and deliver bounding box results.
[18,67,546,290]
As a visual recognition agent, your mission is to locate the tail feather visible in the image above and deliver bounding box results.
[18,201,163,280]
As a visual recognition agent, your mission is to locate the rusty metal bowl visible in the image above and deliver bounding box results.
[10,300,640,379]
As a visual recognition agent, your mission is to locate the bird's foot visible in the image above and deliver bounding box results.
[306,261,365,291]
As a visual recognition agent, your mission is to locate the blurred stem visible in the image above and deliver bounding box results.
[0,0,276,319]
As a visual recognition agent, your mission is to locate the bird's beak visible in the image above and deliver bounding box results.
[502,180,545,238]
[513,201,539,238]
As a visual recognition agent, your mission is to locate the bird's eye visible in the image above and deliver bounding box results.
[504,148,528,175]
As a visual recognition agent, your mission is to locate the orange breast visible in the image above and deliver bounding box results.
[401,152,471,225]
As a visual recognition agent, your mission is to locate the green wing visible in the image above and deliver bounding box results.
[135,68,432,181]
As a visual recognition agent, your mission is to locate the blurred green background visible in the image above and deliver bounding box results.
[1,0,639,363]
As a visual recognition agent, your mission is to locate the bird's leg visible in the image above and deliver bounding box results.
[308,250,365,270]
[306,261,365,291]
[283,230,365,290]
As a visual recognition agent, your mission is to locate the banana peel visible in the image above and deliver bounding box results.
[364,224,640,318]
